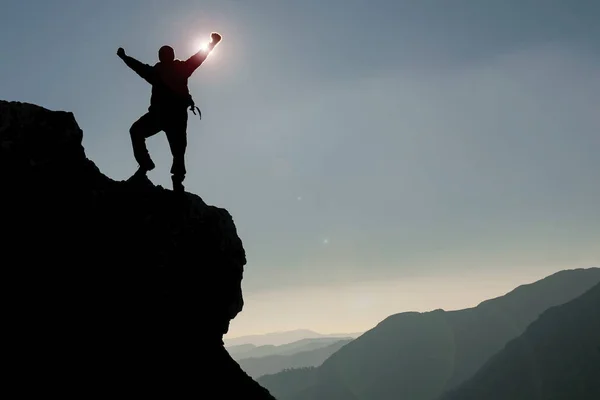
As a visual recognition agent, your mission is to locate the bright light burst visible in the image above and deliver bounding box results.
[197,41,209,52]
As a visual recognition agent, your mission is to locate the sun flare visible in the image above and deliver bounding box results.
[197,41,209,52]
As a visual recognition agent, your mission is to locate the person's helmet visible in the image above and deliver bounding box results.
[158,45,175,63]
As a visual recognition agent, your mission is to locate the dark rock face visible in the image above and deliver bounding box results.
[0,100,275,398]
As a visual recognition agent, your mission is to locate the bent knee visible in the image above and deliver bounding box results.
[129,123,141,138]
[129,117,150,138]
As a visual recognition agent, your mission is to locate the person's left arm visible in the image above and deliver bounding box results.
[184,32,222,76]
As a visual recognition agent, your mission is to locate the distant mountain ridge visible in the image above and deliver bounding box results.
[258,268,600,400]
[225,329,363,347]
[229,337,354,360]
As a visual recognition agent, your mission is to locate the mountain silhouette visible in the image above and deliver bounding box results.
[230,337,354,360]
[239,339,353,379]
[229,344,262,357]
[259,268,600,400]
[0,100,275,398]
[260,367,321,399]
[440,281,600,400]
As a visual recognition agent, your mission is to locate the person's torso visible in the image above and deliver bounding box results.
[149,61,192,110]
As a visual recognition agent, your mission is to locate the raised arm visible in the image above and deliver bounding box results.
[117,48,155,84]
[183,32,222,76]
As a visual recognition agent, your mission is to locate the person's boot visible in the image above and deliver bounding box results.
[128,156,155,184]
[131,158,155,179]
[139,157,155,173]
[172,174,185,192]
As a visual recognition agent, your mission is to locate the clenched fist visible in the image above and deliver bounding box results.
[210,32,222,44]
[117,47,126,58]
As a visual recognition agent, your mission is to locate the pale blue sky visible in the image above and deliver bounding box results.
[2,0,599,335]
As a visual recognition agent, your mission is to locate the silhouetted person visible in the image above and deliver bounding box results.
[117,32,222,192]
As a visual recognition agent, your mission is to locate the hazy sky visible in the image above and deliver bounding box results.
[2,0,599,337]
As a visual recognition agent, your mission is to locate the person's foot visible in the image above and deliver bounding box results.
[128,166,154,185]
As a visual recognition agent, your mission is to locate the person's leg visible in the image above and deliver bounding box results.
[129,112,162,171]
[164,112,188,191]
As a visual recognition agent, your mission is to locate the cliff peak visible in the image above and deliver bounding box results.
[0,100,275,398]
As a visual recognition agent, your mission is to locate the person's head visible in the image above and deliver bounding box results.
[158,45,175,63]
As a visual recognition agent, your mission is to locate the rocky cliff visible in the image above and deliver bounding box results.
[0,100,275,398]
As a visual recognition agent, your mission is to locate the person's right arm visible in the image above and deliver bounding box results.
[117,48,155,84]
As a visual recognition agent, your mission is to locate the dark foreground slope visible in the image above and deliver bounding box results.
[259,268,600,400]
[441,282,600,400]
[0,100,275,398]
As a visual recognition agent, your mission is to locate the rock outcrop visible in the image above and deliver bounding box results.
[0,100,275,398]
